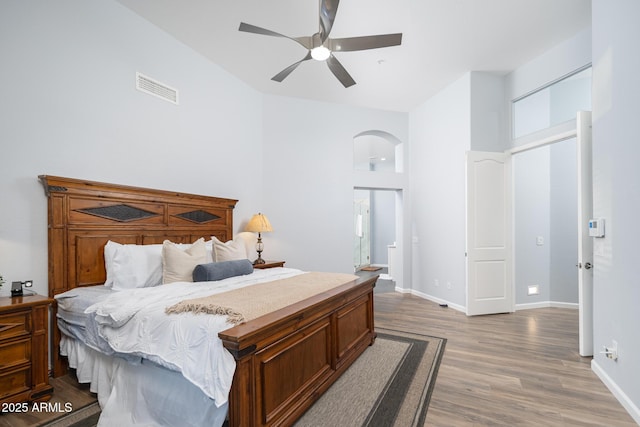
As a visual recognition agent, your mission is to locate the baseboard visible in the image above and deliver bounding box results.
[395,287,466,313]
[393,292,578,315]
[592,359,640,425]
[516,301,579,310]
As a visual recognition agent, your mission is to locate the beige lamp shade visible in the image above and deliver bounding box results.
[245,213,273,233]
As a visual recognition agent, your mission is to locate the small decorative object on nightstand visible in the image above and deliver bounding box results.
[10,279,34,297]
[0,294,54,404]
[252,261,285,270]
[245,213,273,265]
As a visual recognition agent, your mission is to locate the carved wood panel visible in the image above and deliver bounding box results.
[40,175,237,295]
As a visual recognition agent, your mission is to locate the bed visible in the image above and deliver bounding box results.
[40,175,377,426]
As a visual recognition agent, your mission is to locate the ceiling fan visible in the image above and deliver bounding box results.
[238,0,402,88]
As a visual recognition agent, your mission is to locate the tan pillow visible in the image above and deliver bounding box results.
[211,236,248,262]
[162,238,208,284]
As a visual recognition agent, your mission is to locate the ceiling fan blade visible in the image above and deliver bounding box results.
[239,22,312,49]
[271,52,313,82]
[329,33,403,52]
[319,0,340,42]
[326,54,355,88]
[239,22,287,38]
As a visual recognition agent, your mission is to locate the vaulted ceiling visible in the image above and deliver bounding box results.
[116,0,591,112]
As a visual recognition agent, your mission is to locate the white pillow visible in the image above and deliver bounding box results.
[211,236,248,262]
[104,241,163,290]
[162,238,208,284]
[205,239,214,262]
[104,240,119,288]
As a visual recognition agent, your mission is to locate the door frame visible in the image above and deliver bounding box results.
[506,111,593,355]
[353,187,405,289]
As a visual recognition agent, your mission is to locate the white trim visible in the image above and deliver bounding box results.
[395,287,466,313]
[516,301,579,311]
[509,129,576,154]
[592,360,640,425]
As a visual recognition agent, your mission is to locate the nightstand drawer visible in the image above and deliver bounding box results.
[0,366,31,400]
[0,311,31,340]
[0,295,53,404]
[0,338,31,369]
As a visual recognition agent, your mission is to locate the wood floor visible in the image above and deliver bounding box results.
[374,292,636,426]
[0,374,96,427]
[1,291,636,426]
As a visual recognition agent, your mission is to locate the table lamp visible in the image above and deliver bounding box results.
[245,213,273,265]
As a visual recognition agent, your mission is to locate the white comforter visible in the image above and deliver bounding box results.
[84,267,304,407]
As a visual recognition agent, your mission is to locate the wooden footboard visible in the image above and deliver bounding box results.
[219,274,377,427]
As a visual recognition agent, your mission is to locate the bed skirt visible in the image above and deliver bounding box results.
[60,336,228,426]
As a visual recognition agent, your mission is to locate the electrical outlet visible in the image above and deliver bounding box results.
[434,279,439,287]
[611,340,618,361]
[446,281,452,289]
[528,285,540,296]
[601,341,619,361]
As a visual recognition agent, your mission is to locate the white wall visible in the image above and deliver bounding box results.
[409,73,471,306]
[0,1,264,297]
[407,71,507,308]
[549,139,578,304]
[513,139,578,307]
[591,0,640,421]
[470,71,508,152]
[370,190,396,265]
[514,146,551,303]
[260,95,408,274]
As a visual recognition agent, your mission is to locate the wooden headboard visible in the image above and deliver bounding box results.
[40,175,238,298]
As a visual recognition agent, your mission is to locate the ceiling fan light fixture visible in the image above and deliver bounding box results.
[239,1,402,87]
[311,46,331,61]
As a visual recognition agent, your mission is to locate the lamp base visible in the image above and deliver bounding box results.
[253,249,266,265]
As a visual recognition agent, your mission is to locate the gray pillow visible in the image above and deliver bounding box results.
[192,259,253,282]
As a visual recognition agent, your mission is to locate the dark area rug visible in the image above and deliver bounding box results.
[295,328,446,426]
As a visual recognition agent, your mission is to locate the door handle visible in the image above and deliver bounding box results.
[576,262,582,269]
[584,262,592,270]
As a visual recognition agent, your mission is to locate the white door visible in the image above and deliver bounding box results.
[466,151,513,316]
[353,196,370,270]
[577,111,593,356]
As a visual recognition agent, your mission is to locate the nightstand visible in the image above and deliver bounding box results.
[0,294,54,404]
[253,261,286,269]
